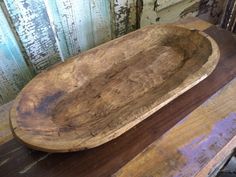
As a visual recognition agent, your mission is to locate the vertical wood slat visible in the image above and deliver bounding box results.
[112,0,137,37]
[221,0,236,30]
[90,0,112,45]
[0,6,33,105]
[3,0,61,72]
[219,0,236,32]
[227,0,236,31]
[44,0,112,60]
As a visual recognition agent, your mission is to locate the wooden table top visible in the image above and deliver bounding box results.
[0,18,236,177]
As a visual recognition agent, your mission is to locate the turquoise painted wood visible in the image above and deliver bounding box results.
[90,0,112,45]
[44,0,112,60]
[3,0,61,72]
[0,6,33,105]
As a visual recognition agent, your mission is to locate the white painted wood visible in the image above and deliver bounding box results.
[4,0,61,72]
[90,0,112,45]
[0,6,33,105]
[45,0,112,59]
[112,0,136,37]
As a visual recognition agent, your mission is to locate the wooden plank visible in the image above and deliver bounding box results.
[220,0,236,29]
[111,0,137,37]
[89,0,112,45]
[45,0,112,60]
[44,0,93,58]
[114,78,236,177]
[3,0,61,72]
[0,18,236,177]
[0,6,33,105]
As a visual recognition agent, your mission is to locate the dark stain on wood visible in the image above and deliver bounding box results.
[153,0,160,11]
[17,90,65,120]
[113,1,132,37]
[156,17,160,22]
[37,91,65,114]
[136,0,143,29]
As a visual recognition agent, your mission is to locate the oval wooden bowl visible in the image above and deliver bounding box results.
[10,25,220,152]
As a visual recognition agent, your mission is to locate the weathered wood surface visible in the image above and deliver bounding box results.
[0,6,33,105]
[114,76,236,177]
[44,0,112,59]
[0,18,236,177]
[111,0,137,37]
[10,25,219,152]
[3,0,61,71]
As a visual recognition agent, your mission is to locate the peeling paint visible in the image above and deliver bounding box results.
[45,0,112,59]
[112,0,137,37]
[153,0,160,11]
[0,6,33,104]
[4,0,61,72]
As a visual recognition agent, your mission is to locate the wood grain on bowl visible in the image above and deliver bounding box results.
[10,25,220,152]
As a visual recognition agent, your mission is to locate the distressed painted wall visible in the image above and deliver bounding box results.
[0,0,226,105]
[3,0,61,72]
[0,6,33,105]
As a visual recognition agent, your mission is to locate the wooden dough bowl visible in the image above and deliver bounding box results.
[10,25,220,152]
